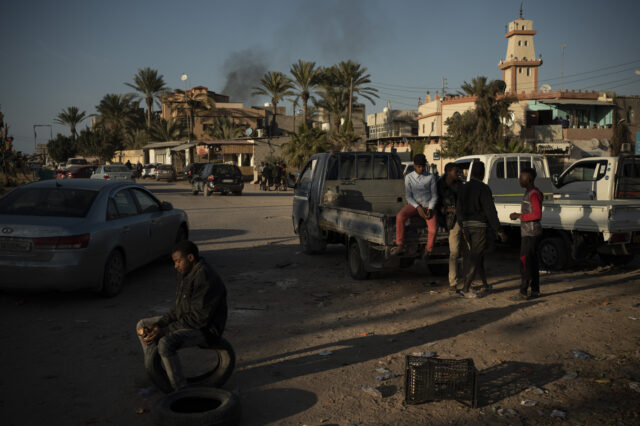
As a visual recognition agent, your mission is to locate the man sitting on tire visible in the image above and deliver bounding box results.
[136,240,228,391]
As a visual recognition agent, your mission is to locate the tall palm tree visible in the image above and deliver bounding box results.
[149,118,187,142]
[334,60,379,105]
[54,106,87,141]
[290,60,320,126]
[95,93,139,134]
[171,90,216,138]
[205,117,244,140]
[315,81,348,131]
[125,67,168,128]
[283,124,329,169]
[252,71,294,133]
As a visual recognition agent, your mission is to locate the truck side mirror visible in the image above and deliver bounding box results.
[552,174,559,186]
[287,174,297,188]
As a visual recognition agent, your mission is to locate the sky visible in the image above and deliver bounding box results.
[2,0,640,153]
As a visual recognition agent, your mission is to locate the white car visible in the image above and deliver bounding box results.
[91,164,135,181]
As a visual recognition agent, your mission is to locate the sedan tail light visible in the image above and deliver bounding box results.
[103,175,110,180]
[208,175,214,182]
[33,234,90,249]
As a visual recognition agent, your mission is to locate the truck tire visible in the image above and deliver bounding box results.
[537,237,569,270]
[299,221,326,254]
[152,387,241,426]
[599,254,634,266]
[348,240,369,280]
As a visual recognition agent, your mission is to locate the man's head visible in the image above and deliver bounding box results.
[519,167,537,188]
[171,240,200,276]
[413,153,427,175]
[444,162,459,180]
[470,161,485,180]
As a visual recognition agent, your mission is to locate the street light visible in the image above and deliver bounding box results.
[635,70,640,75]
[181,73,191,143]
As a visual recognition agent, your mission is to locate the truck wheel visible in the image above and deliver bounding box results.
[428,263,449,276]
[538,237,568,270]
[299,221,326,254]
[348,240,369,280]
[599,254,634,266]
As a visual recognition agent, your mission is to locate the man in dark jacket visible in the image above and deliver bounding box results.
[136,240,228,391]
[436,162,463,293]
[456,161,507,298]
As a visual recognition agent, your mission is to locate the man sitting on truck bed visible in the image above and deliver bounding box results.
[391,153,438,259]
[456,161,507,298]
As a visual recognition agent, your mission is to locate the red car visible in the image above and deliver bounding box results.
[56,165,95,179]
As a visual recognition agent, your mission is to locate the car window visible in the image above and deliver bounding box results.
[111,190,138,217]
[326,156,339,180]
[299,159,317,192]
[339,154,356,179]
[390,157,403,179]
[561,160,607,185]
[0,188,98,217]
[533,158,545,177]
[373,155,389,179]
[107,198,119,220]
[105,165,129,173]
[132,189,161,213]
[454,159,478,180]
[95,166,103,174]
[357,155,373,179]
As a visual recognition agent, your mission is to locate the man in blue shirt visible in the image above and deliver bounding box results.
[391,154,438,258]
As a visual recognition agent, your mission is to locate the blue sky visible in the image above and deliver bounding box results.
[3,0,640,153]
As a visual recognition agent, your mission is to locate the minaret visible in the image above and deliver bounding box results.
[498,7,543,94]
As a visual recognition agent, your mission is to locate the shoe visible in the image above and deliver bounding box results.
[483,284,493,292]
[509,293,528,301]
[459,290,478,299]
[448,286,459,295]
[390,245,406,256]
[529,291,541,299]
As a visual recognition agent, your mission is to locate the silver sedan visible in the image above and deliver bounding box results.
[0,179,189,296]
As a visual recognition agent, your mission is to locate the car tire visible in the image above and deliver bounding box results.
[347,240,369,280]
[152,387,241,426]
[101,250,125,297]
[537,237,569,271]
[144,338,236,394]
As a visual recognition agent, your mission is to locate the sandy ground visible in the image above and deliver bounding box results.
[1,181,639,426]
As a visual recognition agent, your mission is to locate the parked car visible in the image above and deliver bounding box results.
[192,163,244,196]
[56,165,94,179]
[155,164,177,182]
[184,162,207,183]
[0,179,189,296]
[91,164,135,181]
[141,164,159,179]
[65,157,89,167]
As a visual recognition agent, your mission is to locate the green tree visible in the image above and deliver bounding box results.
[149,118,187,142]
[490,138,533,153]
[53,106,87,141]
[95,93,140,134]
[283,124,329,169]
[333,60,379,105]
[171,90,216,138]
[47,134,77,163]
[290,60,321,126]
[409,139,426,158]
[124,128,151,149]
[252,71,294,133]
[76,128,122,163]
[329,124,360,152]
[205,117,244,140]
[125,67,168,128]
[439,110,478,158]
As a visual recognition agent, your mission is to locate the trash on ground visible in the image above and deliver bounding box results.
[359,332,374,336]
[135,407,149,414]
[562,371,578,380]
[570,349,591,359]
[375,373,400,381]
[628,382,640,393]
[521,399,538,406]
[497,408,517,416]
[527,385,546,394]
[629,316,639,320]
[360,384,382,398]
[550,409,566,418]
[594,356,606,361]
[138,387,156,397]
[318,350,333,356]
[375,367,390,374]
[595,378,611,384]
[411,351,436,358]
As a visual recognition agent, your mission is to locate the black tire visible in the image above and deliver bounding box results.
[348,240,369,280]
[537,237,569,270]
[299,221,326,255]
[428,263,449,276]
[599,253,634,266]
[101,250,125,297]
[152,387,241,426]
[145,338,236,394]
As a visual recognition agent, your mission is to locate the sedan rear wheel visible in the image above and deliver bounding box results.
[101,250,125,297]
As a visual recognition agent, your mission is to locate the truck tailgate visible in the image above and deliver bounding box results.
[320,206,388,245]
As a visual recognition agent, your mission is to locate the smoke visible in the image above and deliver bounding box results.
[221,47,270,106]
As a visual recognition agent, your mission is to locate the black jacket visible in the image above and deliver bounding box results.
[456,178,502,232]
[436,176,461,230]
[156,258,228,341]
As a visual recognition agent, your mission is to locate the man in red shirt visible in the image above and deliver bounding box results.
[509,167,543,300]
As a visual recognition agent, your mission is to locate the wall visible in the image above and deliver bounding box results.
[112,149,144,165]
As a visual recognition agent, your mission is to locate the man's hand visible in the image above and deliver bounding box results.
[142,324,164,345]
[509,212,521,220]
[416,206,427,220]
[498,231,508,243]
[447,208,456,214]
[425,208,433,220]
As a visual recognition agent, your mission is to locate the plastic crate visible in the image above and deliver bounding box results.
[404,356,478,407]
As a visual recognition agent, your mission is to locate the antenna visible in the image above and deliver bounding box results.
[520,2,523,18]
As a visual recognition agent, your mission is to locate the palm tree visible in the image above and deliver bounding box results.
[252,71,294,133]
[149,118,187,142]
[54,106,87,141]
[283,124,329,169]
[171,90,216,138]
[290,60,321,126]
[334,60,379,105]
[315,82,348,131]
[205,117,244,140]
[95,93,139,134]
[125,67,168,128]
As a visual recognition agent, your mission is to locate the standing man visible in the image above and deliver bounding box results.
[437,162,463,294]
[456,161,507,298]
[509,167,543,300]
[391,153,438,259]
[136,240,228,391]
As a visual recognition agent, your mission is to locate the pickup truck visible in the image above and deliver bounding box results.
[291,152,449,279]
[454,153,640,270]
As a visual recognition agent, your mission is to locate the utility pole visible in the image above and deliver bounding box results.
[442,77,447,98]
[348,77,353,130]
[561,44,566,91]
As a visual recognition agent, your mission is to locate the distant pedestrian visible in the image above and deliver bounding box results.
[125,160,132,170]
[436,162,463,293]
[391,153,438,260]
[456,161,507,298]
[509,167,543,300]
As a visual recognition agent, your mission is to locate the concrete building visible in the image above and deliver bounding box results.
[367,102,419,140]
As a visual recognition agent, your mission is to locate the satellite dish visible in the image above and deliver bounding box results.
[264,102,270,107]
[245,128,253,136]
[181,74,188,81]
[540,84,552,93]
[590,138,600,149]
[600,138,610,149]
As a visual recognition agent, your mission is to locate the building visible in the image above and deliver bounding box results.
[367,102,419,140]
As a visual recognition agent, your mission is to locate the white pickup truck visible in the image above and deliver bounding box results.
[453,153,640,270]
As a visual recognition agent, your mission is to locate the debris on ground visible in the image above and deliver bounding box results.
[550,409,566,418]
[375,373,400,381]
[570,349,591,359]
[600,306,620,312]
[318,350,333,356]
[521,399,538,406]
[375,367,390,374]
[135,407,149,414]
[360,385,382,398]
[411,351,436,358]
[497,408,517,416]
[527,385,546,394]
[276,278,298,289]
[562,371,578,380]
[629,382,640,393]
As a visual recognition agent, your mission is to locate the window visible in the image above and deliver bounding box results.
[422,124,425,133]
[519,68,522,74]
[518,41,522,46]
[524,40,529,46]
[326,156,339,180]
[132,189,161,214]
[339,154,356,179]
[107,199,119,220]
[373,155,389,179]
[560,160,607,186]
[357,155,373,179]
[298,159,317,191]
[628,107,635,123]
[522,25,526,30]
[112,190,138,217]
[431,121,435,132]
[0,188,98,218]
[454,159,478,180]
[506,158,519,178]
[156,154,165,163]
[526,68,530,76]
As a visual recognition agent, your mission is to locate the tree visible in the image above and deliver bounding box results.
[315,82,348,131]
[252,71,294,133]
[76,128,122,163]
[283,124,329,169]
[329,123,360,152]
[124,128,151,149]
[205,117,243,140]
[171,90,216,138]
[47,134,77,163]
[95,93,140,134]
[490,138,533,153]
[53,106,87,141]
[149,118,187,142]
[439,110,479,158]
[333,60,379,105]
[125,67,168,128]
[290,60,321,126]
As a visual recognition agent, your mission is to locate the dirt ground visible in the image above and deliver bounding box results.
[1,181,639,426]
